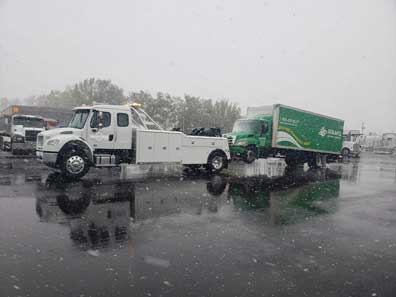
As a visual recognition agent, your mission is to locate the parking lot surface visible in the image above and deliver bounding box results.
[1,152,396,297]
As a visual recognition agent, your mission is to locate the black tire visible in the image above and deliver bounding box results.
[207,151,228,173]
[59,149,90,180]
[285,155,299,167]
[308,154,320,169]
[206,175,227,196]
[56,194,91,215]
[243,145,258,164]
[341,148,350,158]
[11,147,19,155]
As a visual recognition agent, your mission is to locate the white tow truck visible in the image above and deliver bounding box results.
[36,103,230,179]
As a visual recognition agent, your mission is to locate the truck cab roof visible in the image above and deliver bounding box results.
[73,104,131,112]
[11,114,44,120]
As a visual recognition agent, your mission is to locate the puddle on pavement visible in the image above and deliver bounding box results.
[34,166,341,251]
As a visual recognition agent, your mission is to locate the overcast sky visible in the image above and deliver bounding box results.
[0,0,395,132]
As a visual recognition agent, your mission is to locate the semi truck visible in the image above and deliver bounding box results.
[36,103,230,180]
[341,129,362,158]
[0,105,74,154]
[0,113,46,154]
[224,104,344,167]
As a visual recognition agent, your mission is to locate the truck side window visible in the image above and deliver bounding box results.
[90,111,111,128]
[101,112,111,127]
[90,111,99,128]
[261,122,268,135]
[117,113,129,127]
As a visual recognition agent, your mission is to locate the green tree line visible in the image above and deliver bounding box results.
[23,78,240,133]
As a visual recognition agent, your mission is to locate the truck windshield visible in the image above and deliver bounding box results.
[68,110,90,129]
[13,116,44,128]
[232,120,259,133]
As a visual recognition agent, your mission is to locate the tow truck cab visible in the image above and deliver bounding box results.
[36,104,230,179]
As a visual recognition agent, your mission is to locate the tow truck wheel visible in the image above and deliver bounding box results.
[60,149,90,180]
[243,146,257,164]
[11,146,19,156]
[207,151,227,173]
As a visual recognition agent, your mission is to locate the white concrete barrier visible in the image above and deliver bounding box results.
[227,158,286,178]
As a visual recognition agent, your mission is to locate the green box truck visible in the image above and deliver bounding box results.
[224,104,344,167]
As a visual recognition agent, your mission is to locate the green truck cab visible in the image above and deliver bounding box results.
[226,114,273,163]
[224,104,344,167]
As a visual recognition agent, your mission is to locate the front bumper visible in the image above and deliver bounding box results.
[230,145,247,156]
[36,150,58,167]
[12,141,36,151]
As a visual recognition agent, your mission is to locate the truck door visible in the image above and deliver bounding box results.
[258,121,269,147]
[87,110,115,151]
[114,112,132,149]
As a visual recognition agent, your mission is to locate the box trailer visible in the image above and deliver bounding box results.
[225,104,344,166]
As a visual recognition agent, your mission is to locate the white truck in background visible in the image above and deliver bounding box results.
[0,114,46,154]
[341,129,362,158]
[36,103,230,180]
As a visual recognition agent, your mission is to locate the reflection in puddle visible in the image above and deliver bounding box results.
[35,168,340,251]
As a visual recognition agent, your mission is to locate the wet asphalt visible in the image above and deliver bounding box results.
[0,152,396,297]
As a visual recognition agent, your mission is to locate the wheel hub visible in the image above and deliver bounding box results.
[66,155,85,174]
[212,156,223,170]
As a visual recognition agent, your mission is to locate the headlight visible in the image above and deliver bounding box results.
[12,135,24,143]
[235,140,248,146]
[47,139,60,146]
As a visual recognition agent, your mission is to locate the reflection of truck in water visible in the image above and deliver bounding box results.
[36,103,230,180]
[224,104,344,167]
[35,174,228,250]
[228,169,340,225]
[35,167,340,250]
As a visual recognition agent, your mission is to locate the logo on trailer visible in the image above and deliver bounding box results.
[319,127,328,137]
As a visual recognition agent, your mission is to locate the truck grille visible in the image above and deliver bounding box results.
[25,130,40,142]
[228,136,235,145]
[37,135,44,147]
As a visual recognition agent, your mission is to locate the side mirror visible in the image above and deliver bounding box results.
[98,111,104,129]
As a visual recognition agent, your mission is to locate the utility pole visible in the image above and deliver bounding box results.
[361,122,366,135]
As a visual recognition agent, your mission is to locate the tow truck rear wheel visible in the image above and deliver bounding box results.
[60,149,90,180]
[11,145,20,156]
[243,145,258,164]
[207,151,228,173]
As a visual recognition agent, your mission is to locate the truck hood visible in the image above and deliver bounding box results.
[224,132,256,140]
[39,127,83,139]
[13,125,45,136]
